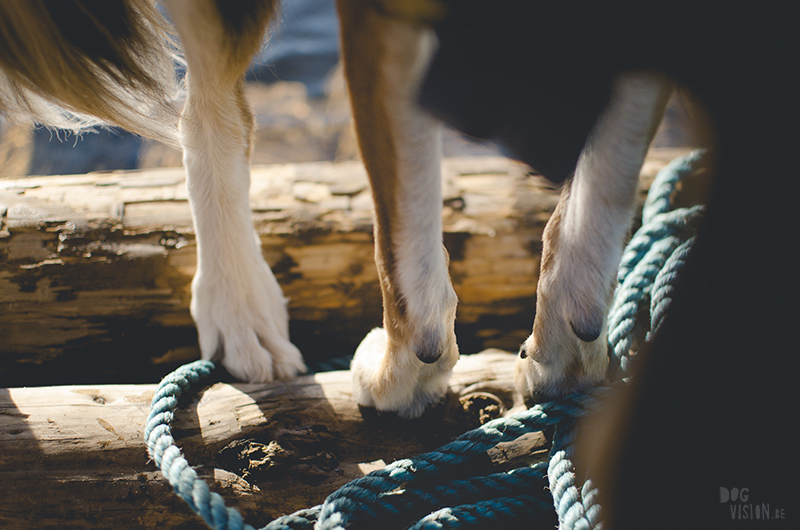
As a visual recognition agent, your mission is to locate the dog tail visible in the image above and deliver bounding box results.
[0,0,180,146]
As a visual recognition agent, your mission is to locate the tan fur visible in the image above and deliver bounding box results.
[337,1,406,337]
[338,0,430,349]
[168,0,275,92]
[518,73,672,400]
[0,0,178,144]
[340,1,458,416]
[518,181,611,396]
[166,0,270,159]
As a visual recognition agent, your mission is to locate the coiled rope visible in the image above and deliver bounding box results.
[145,150,706,529]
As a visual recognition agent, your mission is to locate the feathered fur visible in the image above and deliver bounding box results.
[0,0,179,145]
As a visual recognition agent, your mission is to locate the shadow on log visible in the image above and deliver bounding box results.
[0,350,549,529]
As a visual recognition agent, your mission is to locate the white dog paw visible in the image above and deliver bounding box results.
[516,243,611,400]
[351,327,458,419]
[516,300,609,401]
[191,262,305,383]
[517,201,615,400]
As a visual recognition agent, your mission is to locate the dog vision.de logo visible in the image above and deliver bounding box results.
[720,487,787,522]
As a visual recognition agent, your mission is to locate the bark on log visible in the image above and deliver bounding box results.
[0,150,694,386]
[0,350,546,530]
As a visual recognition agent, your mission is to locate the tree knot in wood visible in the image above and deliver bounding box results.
[216,425,340,484]
[457,392,506,428]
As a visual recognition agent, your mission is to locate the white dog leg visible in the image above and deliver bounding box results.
[165,0,304,382]
[338,3,458,418]
[518,73,672,399]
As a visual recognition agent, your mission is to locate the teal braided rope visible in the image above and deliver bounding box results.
[548,421,603,530]
[145,360,328,530]
[649,237,695,336]
[145,360,257,530]
[608,208,702,375]
[324,462,554,527]
[641,149,707,225]
[617,148,706,285]
[315,393,596,530]
[610,149,706,376]
[616,206,703,286]
[144,150,705,530]
[263,508,320,530]
[337,462,557,529]
[408,492,553,529]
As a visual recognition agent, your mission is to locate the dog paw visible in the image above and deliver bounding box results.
[351,327,458,419]
[516,340,608,402]
[190,261,305,383]
[516,286,609,401]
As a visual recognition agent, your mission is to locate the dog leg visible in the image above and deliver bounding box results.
[338,2,458,418]
[164,0,305,382]
[517,73,672,399]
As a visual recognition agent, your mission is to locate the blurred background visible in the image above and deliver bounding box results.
[0,0,695,179]
[0,0,508,178]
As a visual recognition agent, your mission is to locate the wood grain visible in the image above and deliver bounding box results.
[0,151,691,386]
[0,350,546,529]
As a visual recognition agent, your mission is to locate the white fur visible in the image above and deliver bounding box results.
[0,75,180,148]
[180,102,305,382]
[352,327,455,419]
[349,20,458,417]
[167,0,304,382]
[518,73,671,398]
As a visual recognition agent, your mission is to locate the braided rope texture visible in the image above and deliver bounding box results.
[145,150,706,530]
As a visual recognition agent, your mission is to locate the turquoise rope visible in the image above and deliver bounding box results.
[145,360,256,530]
[145,150,706,530]
[641,149,707,225]
[649,237,695,337]
[547,150,705,529]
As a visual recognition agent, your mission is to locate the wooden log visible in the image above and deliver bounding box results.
[0,349,548,530]
[0,150,694,386]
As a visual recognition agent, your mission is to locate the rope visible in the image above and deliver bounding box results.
[545,150,705,529]
[608,206,703,375]
[649,237,694,337]
[315,393,595,530]
[145,360,256,530]
[144,150,706,530]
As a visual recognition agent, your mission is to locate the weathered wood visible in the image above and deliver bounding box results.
[0,150,694,386]
[0,349,546,529]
